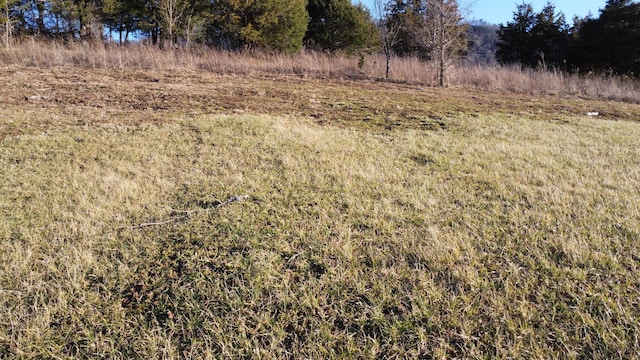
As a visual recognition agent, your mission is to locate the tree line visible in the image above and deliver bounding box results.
[0,0,380,54]
[0,0,638,78]
[0,0,469,83]
[496,0,640,76]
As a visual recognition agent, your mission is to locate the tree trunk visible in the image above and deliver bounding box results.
[386,52,391,79]
[4,2,10,47]
[77,6,85,39]
[35,0,47,35]
[185,15,193,51]
[439,28,445,86]
[438,0,446,87]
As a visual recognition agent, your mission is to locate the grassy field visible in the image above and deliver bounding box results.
[1,62,640,358]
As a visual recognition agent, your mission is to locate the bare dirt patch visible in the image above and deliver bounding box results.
[2,66,639,139]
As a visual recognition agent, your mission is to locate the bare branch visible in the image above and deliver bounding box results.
[412,0,468,86]
[374,0,402,78]
[126,195,249,230]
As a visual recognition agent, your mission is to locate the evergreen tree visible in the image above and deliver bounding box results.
[102,0,146,43]
[496,2,570,69]
[256,0,309,53]
[305,0,379,53]
[495,3,536,66]
[9,0,107,40]
[530,3,570,68]
[14,0,49,35]
[386,0,429,57]
[208,0,308,53]
[572,0,640,75]
[47,0,102,39]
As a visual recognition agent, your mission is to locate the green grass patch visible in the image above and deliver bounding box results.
[1,112,639,358]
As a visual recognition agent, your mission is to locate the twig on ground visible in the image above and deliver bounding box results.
[127,195,248,230]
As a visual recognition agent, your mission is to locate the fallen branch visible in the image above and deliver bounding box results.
[127,195,248,230]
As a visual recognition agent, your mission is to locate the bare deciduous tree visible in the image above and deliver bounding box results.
[2,1,10,47]
[157,0,188,48]
[417,0,468,86]
[1,0,17,47]
[374,0,401,79]
[183,12,204,50]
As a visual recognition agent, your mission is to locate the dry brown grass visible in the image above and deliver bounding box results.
[1,44,640,358]
[1,39,638,103]
[455,65,640,103]
[1,105,640,358]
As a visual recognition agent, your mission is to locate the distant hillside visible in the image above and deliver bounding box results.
[467,20,499,65]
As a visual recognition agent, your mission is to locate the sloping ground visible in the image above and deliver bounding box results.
[1,65,639,139]
[1,66,640,358]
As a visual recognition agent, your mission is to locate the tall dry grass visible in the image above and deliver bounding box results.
[455,65,640,103]
[1,39,638,103]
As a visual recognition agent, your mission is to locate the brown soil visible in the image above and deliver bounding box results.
[1,65,639,139]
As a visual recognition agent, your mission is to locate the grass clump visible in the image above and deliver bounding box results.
[1,108,640,358]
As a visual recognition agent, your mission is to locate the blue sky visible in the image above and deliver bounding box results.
[357,0,607,25]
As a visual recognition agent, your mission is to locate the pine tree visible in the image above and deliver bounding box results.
[495,3,536,66]
[386,0,429,57]
[14,0,49,35]
[253,0,309,53]
[208,0,308,53]
[572,0,640,75]
[530,3,570,69]
[496,2,570,69]
[102,0,146,44]
[305,0,379,53]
